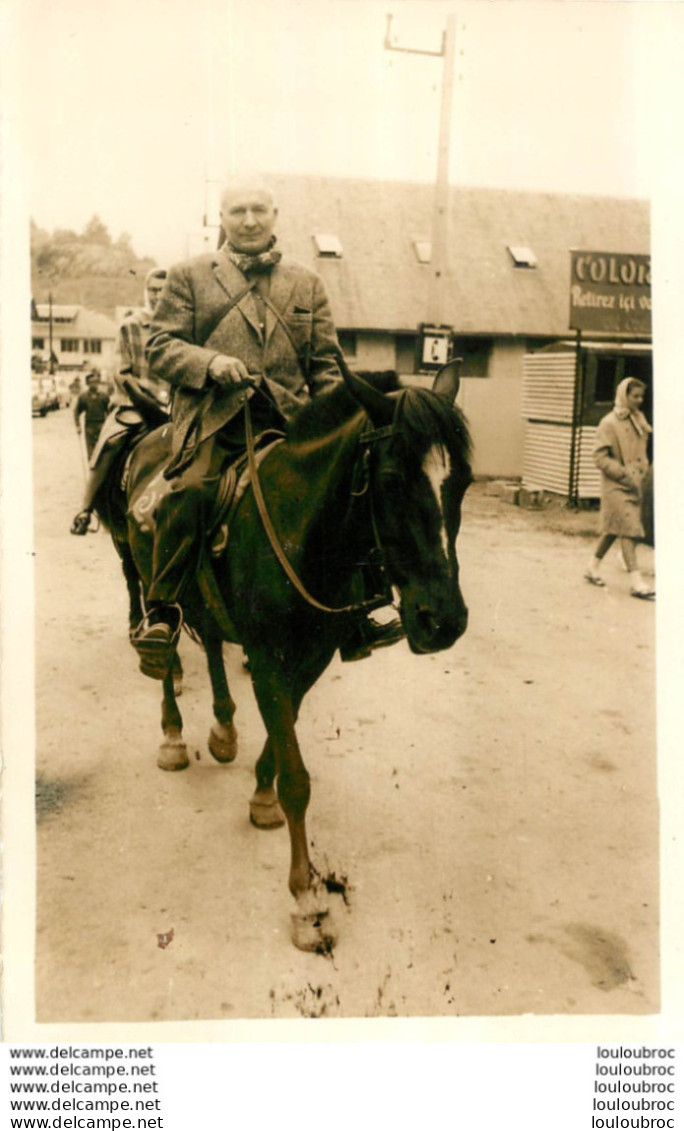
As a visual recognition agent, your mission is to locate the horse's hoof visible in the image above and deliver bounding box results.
[157,738,189,772]
[290,900,338,955]
[249,790,286,829]
[208,721,237,764]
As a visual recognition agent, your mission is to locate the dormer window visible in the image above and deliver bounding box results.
[313,233,343,258]
[508,245,537,268]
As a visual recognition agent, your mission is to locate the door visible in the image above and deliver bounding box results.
[580,350,652,427]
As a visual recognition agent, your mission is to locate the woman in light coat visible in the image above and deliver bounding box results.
[585,377,654,599]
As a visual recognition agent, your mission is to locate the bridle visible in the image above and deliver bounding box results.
[244,394,397,616]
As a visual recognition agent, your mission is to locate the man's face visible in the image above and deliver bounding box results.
[146,277,165,314]
[220,188,277,254]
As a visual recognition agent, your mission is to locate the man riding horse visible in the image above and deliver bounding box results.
[131,175,403,677]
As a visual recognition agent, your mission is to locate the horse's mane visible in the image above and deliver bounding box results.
[394,385,472,467]
[286,370,400,443]
[287,370,472,467]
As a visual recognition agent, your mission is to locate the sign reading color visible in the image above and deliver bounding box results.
[569,251,651,334]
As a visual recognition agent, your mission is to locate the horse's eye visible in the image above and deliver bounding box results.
[378,470,405,492]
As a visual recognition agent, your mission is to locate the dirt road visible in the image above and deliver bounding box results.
[33,408,657,1021]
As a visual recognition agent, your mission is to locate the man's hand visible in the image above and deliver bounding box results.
[208,355,250,387]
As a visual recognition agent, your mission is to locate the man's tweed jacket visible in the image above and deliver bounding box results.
[145,249,342,460]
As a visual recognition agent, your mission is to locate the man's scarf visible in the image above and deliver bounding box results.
[224,236,282,277]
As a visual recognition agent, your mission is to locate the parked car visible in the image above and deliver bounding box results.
[31,377,59,416]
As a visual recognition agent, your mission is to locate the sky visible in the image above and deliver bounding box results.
[10,0,684,265]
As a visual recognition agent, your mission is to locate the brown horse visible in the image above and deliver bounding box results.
[98,359,472,951]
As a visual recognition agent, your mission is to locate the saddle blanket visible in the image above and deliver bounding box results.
[127,430,284,556]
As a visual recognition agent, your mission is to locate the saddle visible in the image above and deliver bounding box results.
[208,431,284,556]
[127,428,284,551]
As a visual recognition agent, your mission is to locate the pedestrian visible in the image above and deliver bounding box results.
[584,376,654,599]
[73,371,110,459]
[71,269,169,535]
[130,173,403,677]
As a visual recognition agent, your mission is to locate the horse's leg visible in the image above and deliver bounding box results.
[250,738,285,829]
[172,652,183,698]
[204,634,238,764]
[250,649,338,952]
[157,664,189,771]
[250,646,334,833]
[117,541,143,633]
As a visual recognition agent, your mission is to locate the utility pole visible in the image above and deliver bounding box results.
[48,290,55,375]
[384,12,457,327]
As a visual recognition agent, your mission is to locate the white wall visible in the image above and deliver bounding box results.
[457,340,525,478]
[346,332,526,479]
[353,333,397,370]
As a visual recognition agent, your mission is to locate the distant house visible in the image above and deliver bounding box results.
[31,304,118,377]
[248,174,650,478]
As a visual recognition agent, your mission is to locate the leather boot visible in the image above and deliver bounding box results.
[339,616,405,662]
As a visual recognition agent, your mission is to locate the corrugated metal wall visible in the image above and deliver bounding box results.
[521,352,576,423]
[522,351,600,498]
[522,422,600,497]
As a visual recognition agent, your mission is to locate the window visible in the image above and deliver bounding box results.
[32,337,45,349]
[313,233,343,258]
[61,339,80,352]
[83,339,102,354]
[338,331,357,359]
[594,356,618,403]
[454,337,491,378]
[507,245,537,268]
[413,240,432,264]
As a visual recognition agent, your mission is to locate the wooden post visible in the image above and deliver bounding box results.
[568,329,583,506]
[48,291,55,375]
[427,13,456,326]
[384,13,457,330]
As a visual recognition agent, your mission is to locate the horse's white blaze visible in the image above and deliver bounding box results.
[422,444,452,559]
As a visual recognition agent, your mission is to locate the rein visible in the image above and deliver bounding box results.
[244,395,392,616]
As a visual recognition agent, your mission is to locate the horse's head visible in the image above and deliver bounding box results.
[341,358,473,654]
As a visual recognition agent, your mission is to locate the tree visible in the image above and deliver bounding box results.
[82,215,111,246]
[29,216,158,316]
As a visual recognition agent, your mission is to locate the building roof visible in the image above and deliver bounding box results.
[33,305,117,339]
[264,174,650,336]
[35,304,80,322]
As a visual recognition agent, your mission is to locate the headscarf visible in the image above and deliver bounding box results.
[613,377,652,437]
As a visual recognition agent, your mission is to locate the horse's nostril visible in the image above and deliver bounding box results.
[416,607,441,634]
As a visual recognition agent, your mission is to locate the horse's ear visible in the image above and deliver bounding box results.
[336,350,395,426]
[432,357,462,403]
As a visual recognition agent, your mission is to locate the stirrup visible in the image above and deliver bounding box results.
[339,616,405,663]
[130,605,183,679]
[70,510,92,536]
